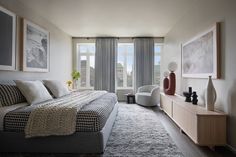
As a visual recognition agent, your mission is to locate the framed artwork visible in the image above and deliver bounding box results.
[22,19,49,72]
[0,6,16,71]
[182,23,220,79]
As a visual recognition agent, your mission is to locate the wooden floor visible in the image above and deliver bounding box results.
[152,106,236,157]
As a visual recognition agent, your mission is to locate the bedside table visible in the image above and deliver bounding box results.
[125,93,136,104]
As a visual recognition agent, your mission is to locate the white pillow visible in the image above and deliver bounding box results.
[15,80,53,105]
[43,80,70,98]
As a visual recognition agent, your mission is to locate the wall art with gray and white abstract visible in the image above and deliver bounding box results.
[23,19,49,72]
[182,23,220,78]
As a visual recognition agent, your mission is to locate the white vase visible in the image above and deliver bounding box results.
[72,80,78,90]
[205,76,217,111]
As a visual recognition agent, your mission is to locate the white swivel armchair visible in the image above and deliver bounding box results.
[135,85,160,107]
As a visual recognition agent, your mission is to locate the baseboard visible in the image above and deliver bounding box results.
[226,144,236,154]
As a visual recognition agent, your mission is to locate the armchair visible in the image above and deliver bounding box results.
[135,85,160,106]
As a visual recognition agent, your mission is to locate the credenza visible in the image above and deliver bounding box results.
[160,92,227,147]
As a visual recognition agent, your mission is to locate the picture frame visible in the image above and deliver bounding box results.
[22,19,50,72]
[0,6,16,71]
[182,23,220,79]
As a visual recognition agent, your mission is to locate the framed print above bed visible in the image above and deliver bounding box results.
[0,6,16,71]
[182,23,220,79]
[22,19,49,72]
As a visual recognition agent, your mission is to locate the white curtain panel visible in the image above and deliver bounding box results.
[134,38,154,92]
[94,38,117,92]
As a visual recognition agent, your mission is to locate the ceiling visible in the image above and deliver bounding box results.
[18,0,195,37]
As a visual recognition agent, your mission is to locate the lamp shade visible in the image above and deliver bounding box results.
[168,62,177,72]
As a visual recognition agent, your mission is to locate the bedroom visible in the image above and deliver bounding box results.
[0,0,236,157]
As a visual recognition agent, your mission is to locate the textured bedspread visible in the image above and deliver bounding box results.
[25,91,107,138]
[4,92,117,134]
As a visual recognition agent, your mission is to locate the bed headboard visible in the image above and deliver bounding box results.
[0,80,16,85]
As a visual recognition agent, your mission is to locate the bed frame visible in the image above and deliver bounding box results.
[0,102,118,154]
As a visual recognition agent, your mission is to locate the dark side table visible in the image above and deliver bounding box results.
[125,94,136,104]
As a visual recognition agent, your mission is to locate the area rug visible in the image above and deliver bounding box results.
[103,103,184,157]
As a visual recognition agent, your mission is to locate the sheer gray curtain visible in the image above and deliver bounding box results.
[134,37,154,92]
[94,38,117,92]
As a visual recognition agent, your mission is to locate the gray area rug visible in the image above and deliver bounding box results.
[103,103,184,157]
[0,103,184,157]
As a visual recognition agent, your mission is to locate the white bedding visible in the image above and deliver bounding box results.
[0,103,28,131]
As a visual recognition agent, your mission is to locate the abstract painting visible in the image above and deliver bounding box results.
[23,19,49,72]
[182,23,220,78]
[0,6,16,71]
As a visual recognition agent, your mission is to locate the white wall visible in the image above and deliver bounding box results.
[0,0,72,82]
[162,0,236,149]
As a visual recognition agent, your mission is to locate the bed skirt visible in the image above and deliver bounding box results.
[0,102,118,154]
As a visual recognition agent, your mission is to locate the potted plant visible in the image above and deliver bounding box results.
[71,70,80,89]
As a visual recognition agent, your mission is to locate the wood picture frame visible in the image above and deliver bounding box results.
[0,6,16,71]
[22,19,50,72]
[182,23,220,79]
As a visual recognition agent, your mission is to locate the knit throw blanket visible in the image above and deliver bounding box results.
[25,90,107,138]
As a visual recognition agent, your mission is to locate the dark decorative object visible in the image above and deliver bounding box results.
[192,91,198,105]
[183,87,192,102]
[183,92,191,102]
[164,62,177,95]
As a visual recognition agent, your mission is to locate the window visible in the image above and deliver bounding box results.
[77,43,95,89]
[116,43,134,89]
[154,43,162,85]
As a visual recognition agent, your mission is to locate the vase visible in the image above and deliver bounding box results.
[205,76,217,111]
[72,80,78,90]
[164,72,176,95]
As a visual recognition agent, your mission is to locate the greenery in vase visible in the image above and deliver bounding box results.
[72,70,80,80]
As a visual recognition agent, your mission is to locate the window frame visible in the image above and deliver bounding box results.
[77,43,95,90]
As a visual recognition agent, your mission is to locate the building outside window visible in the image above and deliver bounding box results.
[116,43,134,89]
[77,43,95,89]
[154,43,162,85]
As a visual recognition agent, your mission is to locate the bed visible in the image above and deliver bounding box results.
[0,81,118,154]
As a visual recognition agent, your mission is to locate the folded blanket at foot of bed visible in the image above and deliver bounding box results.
[25,90,107,138]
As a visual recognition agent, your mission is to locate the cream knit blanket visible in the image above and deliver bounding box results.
[25,90,107,138]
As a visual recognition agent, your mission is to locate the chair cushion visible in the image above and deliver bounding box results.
[135,92,151,97]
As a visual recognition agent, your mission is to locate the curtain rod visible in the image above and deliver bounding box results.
[72,37,164,40]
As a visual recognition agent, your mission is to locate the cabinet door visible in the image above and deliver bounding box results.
[172,102,197,143]
[160,94,173,117]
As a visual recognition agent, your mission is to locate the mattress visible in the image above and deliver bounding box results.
[3,93,117,132]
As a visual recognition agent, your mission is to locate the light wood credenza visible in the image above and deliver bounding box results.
[160,92,227,148]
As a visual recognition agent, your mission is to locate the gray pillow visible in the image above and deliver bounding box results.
[43,80,70,98]
[15,80,53,105]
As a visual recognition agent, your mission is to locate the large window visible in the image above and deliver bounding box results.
[116,43,134,89]
[154,43,162,85]
[77,43,95,89]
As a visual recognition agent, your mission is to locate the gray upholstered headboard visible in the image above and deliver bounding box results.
[0,80,16,85]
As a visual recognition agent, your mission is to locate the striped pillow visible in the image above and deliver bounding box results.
[0,84,26,107]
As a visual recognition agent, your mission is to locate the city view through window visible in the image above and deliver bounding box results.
[77,43,95,89]
[116,43,134,89]
[77,43,162,89]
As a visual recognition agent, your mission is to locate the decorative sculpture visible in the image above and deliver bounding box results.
[205,76,217,111]
[192,91,198,105]
[183,87,192,102]
[164,62,177,95]
[163,71,169,90]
